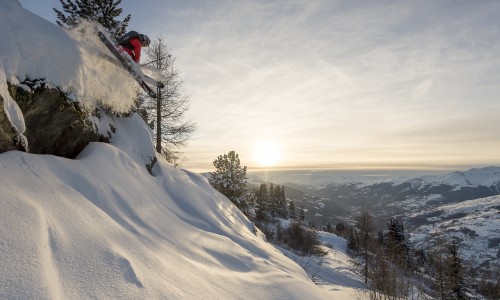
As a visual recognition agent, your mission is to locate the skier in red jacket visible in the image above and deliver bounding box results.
[116,31,151,63]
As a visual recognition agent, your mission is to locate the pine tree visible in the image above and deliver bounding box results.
[444,240,470,300]
[273,185,286,218]
[54,0,131,38]
[209,151,249,212]
[255,183,270,221]
[325,222,333,233]
[53,0,79,28]
[335,222,348,238]
[347,227,359,252]
[142,36,195,165]
[386,218,411,268]
[377,230,385,246]
[429,236,448,299]
[269,183,276,216]
[279,186,288,218]
[242,188,257,219]
[299,205,305,222]
[288,200,296,220]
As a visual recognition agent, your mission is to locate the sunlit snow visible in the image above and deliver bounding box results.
[0,0,367,298]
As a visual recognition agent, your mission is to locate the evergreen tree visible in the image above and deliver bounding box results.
[377,230,385,246]
[255,183,270,221]
[387,219,406,245]
[274,185,287,218]
[386,218,411,268]
[347,227,359,252]
[288,200,296,220]
[142,36,195,165]
[280,186,287,217]
[241,188,257,219]
[325,222,333,233]
[268,183,276,216]
[444,240,470,300]
[335,222,348,238]
[54,0,79,28]
[209,151,249,211]
[54,0,131,38]
[299,205,306,222]
[429,236,448,299]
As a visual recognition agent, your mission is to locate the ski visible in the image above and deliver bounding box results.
[98,53,165,89]
[97,31,158,99]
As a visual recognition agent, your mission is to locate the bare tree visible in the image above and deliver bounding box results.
[356,209,374,284]
[430,236,448,299]
[142,36,195,166]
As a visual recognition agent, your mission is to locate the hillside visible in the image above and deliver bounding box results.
[280,166,500,224]
[0,115,334,299]
[257,167,500,271]
[409,194,500,267]
[0,1,341,298]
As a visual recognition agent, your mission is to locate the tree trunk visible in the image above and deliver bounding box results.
[156,86,162,153]
[364,233,369,283]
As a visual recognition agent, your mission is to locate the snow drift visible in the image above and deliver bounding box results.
[0,115,331,299]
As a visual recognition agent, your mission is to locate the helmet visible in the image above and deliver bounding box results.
[140,34,151,47]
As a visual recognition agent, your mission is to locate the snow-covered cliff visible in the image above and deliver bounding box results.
[0,0,138,113]
[0,0,149,157]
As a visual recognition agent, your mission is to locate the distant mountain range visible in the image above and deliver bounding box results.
[274,166,500,222]
[254,166,500,268]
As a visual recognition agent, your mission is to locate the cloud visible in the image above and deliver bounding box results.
[144,0,500,169]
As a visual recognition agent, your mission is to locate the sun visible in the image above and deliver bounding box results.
[253,140,282,167]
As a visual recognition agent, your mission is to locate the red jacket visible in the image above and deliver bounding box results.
[121,37,142,63]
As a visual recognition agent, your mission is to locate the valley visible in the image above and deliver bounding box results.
[251,166,500,269]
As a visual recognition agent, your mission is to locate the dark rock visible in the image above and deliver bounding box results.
[1,80,110,158]
[0,94,21,152]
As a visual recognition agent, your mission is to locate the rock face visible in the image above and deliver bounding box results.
[1,80,109,158]
[0,93,22,152]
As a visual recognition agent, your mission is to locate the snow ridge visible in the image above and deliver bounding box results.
[410,166,500,190]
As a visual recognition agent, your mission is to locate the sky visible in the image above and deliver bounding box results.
[18,0,500,172]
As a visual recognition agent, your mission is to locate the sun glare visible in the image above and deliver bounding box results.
[253,141,281,167]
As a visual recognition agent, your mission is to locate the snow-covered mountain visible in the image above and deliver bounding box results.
[0,1,369,298]
[293,166,500,219]
[406,166,500,192]
[410,195,500,267]
[273,166,500,269]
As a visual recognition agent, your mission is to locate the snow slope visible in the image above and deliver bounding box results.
[411,166,500,191]
[0,1,334,298]
[305,232,366,298]
[410,195,500,266]
[0,115,332,299]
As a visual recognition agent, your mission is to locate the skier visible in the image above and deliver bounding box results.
[98,30,160,98]
[116,31,151,63]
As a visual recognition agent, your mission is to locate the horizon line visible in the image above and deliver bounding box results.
[184,163,500,174]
